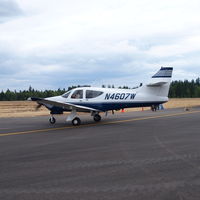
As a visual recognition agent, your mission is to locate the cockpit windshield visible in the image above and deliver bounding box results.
[62,91,71,98]
[71,90,83,99]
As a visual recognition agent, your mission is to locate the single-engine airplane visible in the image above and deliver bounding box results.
[28,67,173,125]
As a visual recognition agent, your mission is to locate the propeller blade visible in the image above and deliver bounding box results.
[35,104,42,111]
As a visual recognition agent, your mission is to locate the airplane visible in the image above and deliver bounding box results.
[28,67,173,126]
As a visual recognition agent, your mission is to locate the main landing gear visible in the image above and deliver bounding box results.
[151,105,158,112]
[66,109,81,126]
[72,117,81,126]
[93,114,101,122]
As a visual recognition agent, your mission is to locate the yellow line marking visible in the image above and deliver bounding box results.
[0,110,200,137]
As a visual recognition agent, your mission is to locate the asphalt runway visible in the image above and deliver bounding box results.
[1,108,200,200]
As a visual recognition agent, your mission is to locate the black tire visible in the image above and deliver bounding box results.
[93,114,101,122]
[151,105,156,112]
[72,117,81,126]
[49,117,56,124]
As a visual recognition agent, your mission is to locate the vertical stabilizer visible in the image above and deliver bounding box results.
[138,67,173,100]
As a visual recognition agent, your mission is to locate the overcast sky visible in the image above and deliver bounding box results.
[0,0,200,91]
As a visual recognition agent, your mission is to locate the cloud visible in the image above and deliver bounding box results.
[1,0,200,90]
[0,0,23,23]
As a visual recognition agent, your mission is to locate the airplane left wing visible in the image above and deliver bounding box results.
[28,97,101,112]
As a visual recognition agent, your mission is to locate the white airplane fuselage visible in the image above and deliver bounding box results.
[46,86,169,113]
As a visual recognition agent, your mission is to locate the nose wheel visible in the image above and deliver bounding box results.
[49,116,56,124]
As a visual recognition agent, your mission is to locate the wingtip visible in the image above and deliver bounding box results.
[27,97,43,101]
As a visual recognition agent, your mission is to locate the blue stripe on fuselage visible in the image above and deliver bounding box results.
[47,102,166,113]
[67,101,166,112]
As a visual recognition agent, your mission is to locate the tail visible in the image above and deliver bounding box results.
[137,67,173,102]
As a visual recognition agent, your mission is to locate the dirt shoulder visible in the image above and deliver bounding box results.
[0,98,200,118]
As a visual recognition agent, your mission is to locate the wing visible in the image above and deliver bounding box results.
[28,97,101,112]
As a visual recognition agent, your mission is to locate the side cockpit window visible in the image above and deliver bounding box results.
[86,90,103,99]
[71,90,83,99]
[62,91,71,98]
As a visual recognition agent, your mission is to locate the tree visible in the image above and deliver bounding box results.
[1,80,200,101]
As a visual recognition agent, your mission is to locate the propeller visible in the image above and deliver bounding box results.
[35,103,43,111]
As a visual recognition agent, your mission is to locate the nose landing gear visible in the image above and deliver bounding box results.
[49,116,56,124]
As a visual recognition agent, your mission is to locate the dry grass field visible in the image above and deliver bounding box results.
[0,101,49,118]
[0,98,200,118]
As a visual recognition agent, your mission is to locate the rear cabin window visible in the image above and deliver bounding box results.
[71,90,83,99]
[62,92,71,98]
[86,90,103,99]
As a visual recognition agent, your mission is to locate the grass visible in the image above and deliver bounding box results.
[0,101,49,118]
[0,98,200,118]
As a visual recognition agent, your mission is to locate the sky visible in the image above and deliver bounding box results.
[0,0,200,91]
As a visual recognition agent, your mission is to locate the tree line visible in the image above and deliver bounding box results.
[0,78,200,101]
[169,78,200,98]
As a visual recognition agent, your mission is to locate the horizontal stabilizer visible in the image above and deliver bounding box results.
[147,82,168,87]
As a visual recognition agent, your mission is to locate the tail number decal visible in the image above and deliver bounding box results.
[105,93,136,100]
